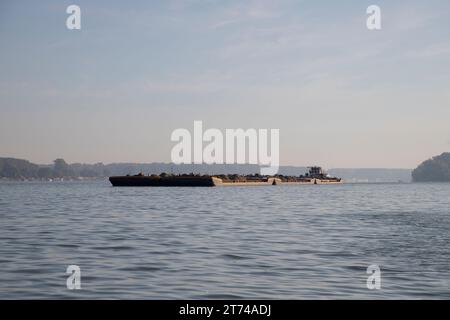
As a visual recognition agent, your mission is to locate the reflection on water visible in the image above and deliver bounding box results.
[0,180,449,299]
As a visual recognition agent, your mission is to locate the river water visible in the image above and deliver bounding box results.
[0,180,449,299]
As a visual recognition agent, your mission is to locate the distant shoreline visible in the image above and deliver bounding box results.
[0,157,413,183]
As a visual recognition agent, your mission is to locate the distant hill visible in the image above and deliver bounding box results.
[0,157,411,182]
[0,158,74,179]
[0,158,40,179]
[412,152,450,182]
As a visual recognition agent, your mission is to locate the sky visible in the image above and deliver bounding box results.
[1,0,450,168]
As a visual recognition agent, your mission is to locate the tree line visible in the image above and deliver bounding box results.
[412,152,450,182]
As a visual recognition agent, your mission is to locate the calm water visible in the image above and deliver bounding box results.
[0,180,449,299]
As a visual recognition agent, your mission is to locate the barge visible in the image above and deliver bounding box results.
[109,167,342,187]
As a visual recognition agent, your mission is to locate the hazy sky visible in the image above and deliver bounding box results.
[1,0,450,168]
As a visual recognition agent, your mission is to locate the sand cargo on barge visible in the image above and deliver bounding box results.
[109,167,342,187]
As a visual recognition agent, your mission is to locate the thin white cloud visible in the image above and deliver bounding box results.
[406,43,450,58]
[210,0,284,29]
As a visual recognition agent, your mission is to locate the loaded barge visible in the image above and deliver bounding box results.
[109,167,342,187]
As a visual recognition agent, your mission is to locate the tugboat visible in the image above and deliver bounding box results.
[300,166,342,184]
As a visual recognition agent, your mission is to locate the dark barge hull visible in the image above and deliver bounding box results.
[109,176,218,187]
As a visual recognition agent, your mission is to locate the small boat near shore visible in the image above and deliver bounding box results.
[109,167,342,187]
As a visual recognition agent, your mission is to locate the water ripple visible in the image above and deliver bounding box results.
[1,180,450,299]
